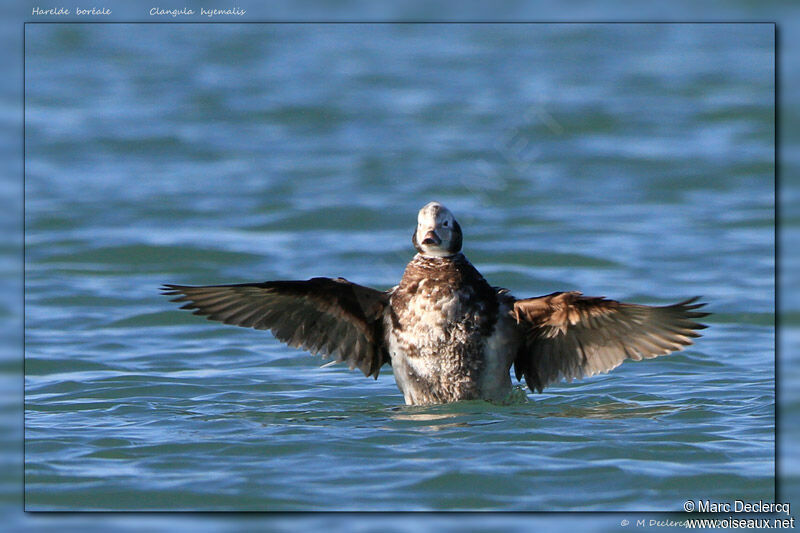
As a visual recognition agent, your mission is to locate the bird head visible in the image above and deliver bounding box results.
[412,201,462,257]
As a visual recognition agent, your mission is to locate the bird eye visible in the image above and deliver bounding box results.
[443,221,449,227]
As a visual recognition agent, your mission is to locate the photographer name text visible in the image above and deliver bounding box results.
[684,499,791,515]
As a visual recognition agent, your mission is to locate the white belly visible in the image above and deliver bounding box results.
[386,292,515,405]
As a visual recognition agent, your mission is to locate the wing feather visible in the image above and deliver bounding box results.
[162,277,390,378]
[512,292,708,392]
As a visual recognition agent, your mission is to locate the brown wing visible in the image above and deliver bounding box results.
[512,291,708,393]
[161,277,390,378]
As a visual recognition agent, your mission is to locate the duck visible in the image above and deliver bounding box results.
[162,201,708,405]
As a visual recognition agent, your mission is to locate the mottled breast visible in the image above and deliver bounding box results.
[387,253,501,404]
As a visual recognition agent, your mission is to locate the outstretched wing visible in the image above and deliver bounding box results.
[512,291,708,393]
[161,277,390,378]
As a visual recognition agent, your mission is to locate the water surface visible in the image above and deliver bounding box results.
[24,23,774,511]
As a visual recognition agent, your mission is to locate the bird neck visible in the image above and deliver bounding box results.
[414,252,464,265]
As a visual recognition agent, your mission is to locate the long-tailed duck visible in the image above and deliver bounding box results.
[162,201,708,405]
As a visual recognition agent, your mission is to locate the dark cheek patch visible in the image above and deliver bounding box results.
[448,221,463,253]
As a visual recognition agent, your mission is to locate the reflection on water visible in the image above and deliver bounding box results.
[392,413,459,422]
[390,412,470,431]
[539,400,679,421]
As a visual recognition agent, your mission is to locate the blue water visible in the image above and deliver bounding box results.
[24,23,774,512]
